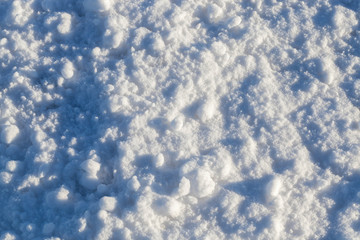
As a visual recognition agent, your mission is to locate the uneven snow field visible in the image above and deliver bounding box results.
[1,0,360,239]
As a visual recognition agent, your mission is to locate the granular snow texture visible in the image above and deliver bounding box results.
[1,0,360,239]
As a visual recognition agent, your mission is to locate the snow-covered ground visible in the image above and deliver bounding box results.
[1,0,360,239]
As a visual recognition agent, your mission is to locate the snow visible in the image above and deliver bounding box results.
[153,197,183,218]
[5,161,22,173]
[153,153,165,168]
[57,13,72,35]
[1,125,19,144]
[175,177,191,197]
[1,0,360,239]
[80,158,101,190]
[127,176,140,191]
[265,176,282,202]
[61,60,75,80]
[196,99,217,123]
[83,0,113,12]
[0,233,17,240]
[99,196,117,212]
[188,169,216,198]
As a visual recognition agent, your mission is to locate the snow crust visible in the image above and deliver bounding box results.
[1,0,360,239]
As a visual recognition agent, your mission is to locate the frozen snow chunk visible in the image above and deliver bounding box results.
[319,57,337,85]
[6,160,22,172]
[80,159,101,190]
[103,30,125,49]
[78,217,87,233]
[333,6,357,38]
[83,0,113,12]
[170,116,184,131]
[153,197,183,218]
[211,41,227,57]
[189,169,216,198]
[127,176,140,191]
[31,127,47,145]
[8,0,33,26]
[42,223,55,235]
[61,60,75,79]
[0,232,17,240]
[265,176,282,202]
[1,125,19,144]
[0,38,8,46]
[99,196,117,212]
[92,47,102,57]
[97,209,108,221]
[0,171,12,184]
[153,153,165,168]
[25,224,35,233]
[46,186,70,205]
[206,4,223,24]
[57,77,64,87]
[18,175,40,190]
[228,16,242,29]
[56,186,70,201]
[81,158,101,177]
[57,13,72,35]
[175,177,190,197]
[196,100,217,123]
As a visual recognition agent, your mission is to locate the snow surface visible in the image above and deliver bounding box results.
[1,0,360,239]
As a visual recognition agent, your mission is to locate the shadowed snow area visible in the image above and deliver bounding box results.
[1,0,360,239]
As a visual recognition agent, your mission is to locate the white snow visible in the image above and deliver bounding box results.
[332,6,358,38]
[206,4,223,24]
[127,176,140,191]
[196,100,217,123]
[55,186,70,202]
[8,0,33,26]
[175,177,191,197]
[189,169,216,198]
[169,116,183,131]
[0,172,12,185]
[80,159,101,190]
[57,13,72,35]
[265,176,282,202]
[0,233,17,240]
[5,161,22,173]
[153,153,165,168]
[228,16,242,29]
[99,196,117,212]
[2,0,360,239]
[153,197,183,218]
[1,125,19,144]
[61,60,75,80]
